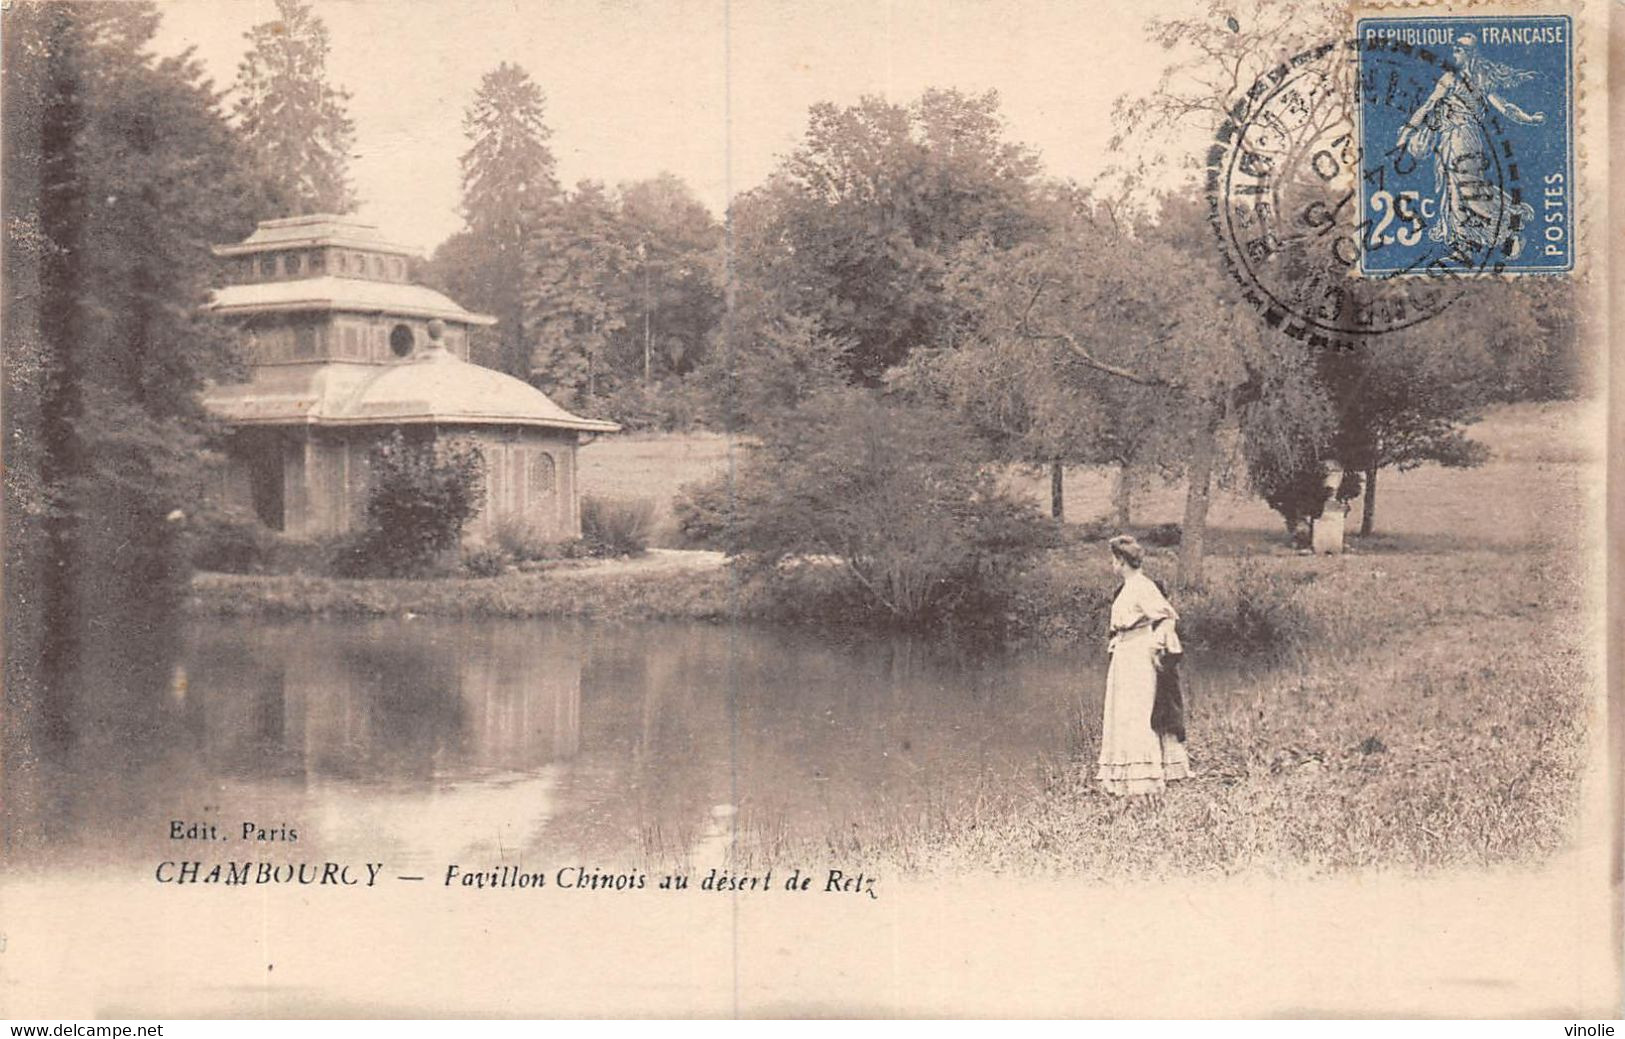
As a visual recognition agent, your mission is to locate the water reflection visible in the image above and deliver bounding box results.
[6,616,1120,874]
[180,621,583,783]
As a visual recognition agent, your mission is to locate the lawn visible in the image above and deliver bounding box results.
[577,400,1598,553]
[576,431,744,547]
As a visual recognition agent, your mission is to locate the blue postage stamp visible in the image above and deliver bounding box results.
[1357,14,1573,275]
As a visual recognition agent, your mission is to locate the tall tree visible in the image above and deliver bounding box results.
[525,181,629,406]
[732,88,1045,384]
[441,62,561,379]
[1090,0,1359,578]
[232,0,356,214]
[614,173,723,381]
[1316,282,1553,535]
[900,186,1192,523]
[996,189,1304,586]
[4,0,264,741]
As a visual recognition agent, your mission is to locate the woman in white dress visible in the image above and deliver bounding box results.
[1097,535,1191,797]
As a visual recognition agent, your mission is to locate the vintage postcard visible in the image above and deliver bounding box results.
[1,0,1618,1020]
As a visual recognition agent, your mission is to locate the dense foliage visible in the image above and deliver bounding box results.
[425,62,723,413]
[720,388,1059,633]
[4,1,266,737]
[726,89,1046,386]
[335,433,486,577]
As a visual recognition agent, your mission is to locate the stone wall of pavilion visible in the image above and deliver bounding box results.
[260,426,581,543]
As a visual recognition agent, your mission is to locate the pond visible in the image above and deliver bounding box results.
[4,617,1241,875]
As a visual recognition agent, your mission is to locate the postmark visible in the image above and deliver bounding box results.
[1207,22,1568,349]
[1357,14,1574,275]
[1209,39,1464,347]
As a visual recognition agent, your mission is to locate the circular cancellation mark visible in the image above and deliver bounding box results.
[1208,36,1527,349]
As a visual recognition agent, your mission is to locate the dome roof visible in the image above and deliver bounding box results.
[203,348,619,433]
[337,347,617,430]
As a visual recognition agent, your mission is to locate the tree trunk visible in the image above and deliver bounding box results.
[1176,405,1221,589]
[35,6,89,750]
[1360,465,1377,536]
[1050,462,1064,520]
[1113,464,1133,529]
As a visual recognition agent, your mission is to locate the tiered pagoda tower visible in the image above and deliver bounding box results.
[202,214,617,540]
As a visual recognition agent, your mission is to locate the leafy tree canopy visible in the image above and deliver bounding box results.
[732,88,1047,383]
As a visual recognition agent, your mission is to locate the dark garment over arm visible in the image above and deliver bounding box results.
[1150,619,1185,742]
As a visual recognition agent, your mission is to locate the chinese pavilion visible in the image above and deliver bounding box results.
[202,214,618,541]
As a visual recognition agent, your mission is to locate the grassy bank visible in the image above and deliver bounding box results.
[191,558,741,621]
[719,543,1592,878]
[578,401,1596,550]
[184,538,1595,880]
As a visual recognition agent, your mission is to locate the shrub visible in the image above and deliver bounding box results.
[1070,517,1114,543]
[672,474,740,550]
[492,516,555,563]
[724,388,1059,635]
[1139,522,1182,547]
[334,432,485,577]
[461,544,509,578]
[1256,460,1331,546]
[184,506,274,574]
[552,537,593,560]
[1178,556,1310,655]
[580,495,655,557]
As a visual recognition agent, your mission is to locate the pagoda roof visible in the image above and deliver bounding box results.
[203,349,619,434]
[212,214,416,257]
[208,276,497,326]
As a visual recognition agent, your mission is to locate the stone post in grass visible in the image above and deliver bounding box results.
[1312,470,1347,555]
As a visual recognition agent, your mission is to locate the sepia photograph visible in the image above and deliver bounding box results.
[1,0,1617,1020]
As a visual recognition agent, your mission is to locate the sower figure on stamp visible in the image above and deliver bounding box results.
[1096,535,1190,797]
[1397,34,1543,259]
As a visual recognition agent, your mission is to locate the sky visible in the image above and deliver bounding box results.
[150,0,1207,254]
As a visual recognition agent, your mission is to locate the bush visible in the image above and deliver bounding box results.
[580,495,655,557]
[672,474,740,550]
[1139,522,1182,547]
[1250,451,1331,547]
[334,432,485,578]
[492,516,556,563]
[461,544,509,578]
[724,388,1059,635]
[1178,556,1310,655]
[185,507,274,573]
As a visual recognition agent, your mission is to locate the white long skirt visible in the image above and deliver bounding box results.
[1096,626,1191,796]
